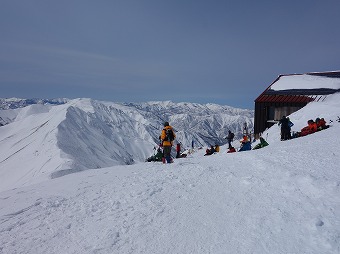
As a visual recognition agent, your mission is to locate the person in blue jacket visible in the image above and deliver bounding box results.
[239,135,251,152]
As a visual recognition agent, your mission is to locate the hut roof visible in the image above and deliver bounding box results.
[255,71,340,103]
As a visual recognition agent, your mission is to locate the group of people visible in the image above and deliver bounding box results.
[145,121,176,163]
[207,132,268,154]
[297,117,329,137]
[279,116,329,140]
[278,116,294,141]
[225,130,255,153]
[206,130,256,155]
[146,121,189,163]
[147,116,330,163]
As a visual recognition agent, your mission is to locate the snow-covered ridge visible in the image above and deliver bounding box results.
[0,98,254,191]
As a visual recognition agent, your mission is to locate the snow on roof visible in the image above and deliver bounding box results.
[270,74,340,91]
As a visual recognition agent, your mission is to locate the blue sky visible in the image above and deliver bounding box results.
[1,0,340,109]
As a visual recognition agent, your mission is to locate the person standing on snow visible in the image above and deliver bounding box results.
[225,130,235,149]
[161,122,176,163]
[278,116,292,140]
[176,142,181,158]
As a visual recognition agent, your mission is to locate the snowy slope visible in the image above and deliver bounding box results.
[0,107,20,126]
[0,103,70,191]
[0,99,253,191]
[0,94,339,253]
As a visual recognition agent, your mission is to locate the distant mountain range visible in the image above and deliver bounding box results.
[0,98,68,110]
[0,98,254,184]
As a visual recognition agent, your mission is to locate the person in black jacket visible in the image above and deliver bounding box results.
[204,145,216,156]
[225,130,234,149]
[278,116,290,140]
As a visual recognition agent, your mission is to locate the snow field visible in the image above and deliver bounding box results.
[1,122,340,253]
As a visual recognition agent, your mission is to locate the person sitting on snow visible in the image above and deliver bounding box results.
[239,135,251,152]
[204,145,216,156]
[146,148,163,162]
[253,137,269,150]
[227,146,236,153]
[316,118,329,131]
[179,153,187,158]
[300,119,318,137]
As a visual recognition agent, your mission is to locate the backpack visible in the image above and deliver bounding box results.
[227,132,234,140]
[164,128,174,142]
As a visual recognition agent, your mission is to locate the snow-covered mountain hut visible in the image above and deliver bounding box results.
[254,71,340,137]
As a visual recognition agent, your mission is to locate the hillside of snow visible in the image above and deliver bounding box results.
[0,93,339,253]
[0,99,253,192]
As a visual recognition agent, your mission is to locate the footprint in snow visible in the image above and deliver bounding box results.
[315,219,324,227]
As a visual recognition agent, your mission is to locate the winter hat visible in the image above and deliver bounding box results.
[164,121,169,127]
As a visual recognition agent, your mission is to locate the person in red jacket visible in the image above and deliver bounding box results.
[176,143,181,158]
[308,120,318,133]
[316,118,328,130]
[300,120,318,136]
[160,122,176,163]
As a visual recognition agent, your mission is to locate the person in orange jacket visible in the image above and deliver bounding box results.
[300,119,318,136]
[316,118,328,130]
[308,119,318,133]
[161,122,176,163]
